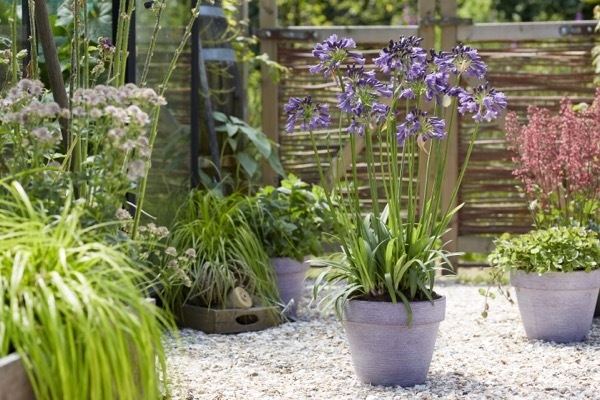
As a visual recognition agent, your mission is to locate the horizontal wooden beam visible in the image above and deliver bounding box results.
[458,21,598,42]
[259,26,419,44]
[457,235,496,254]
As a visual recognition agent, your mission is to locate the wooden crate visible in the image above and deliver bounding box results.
[179,304,280,334]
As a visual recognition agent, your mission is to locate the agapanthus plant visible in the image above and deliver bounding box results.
[285,35,506,320]
[505,88,600,230]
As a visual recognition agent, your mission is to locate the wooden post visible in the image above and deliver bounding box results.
[259,0,280,186]
[417,0,436,212]
[439,0,460,272]
[418,0,436,49]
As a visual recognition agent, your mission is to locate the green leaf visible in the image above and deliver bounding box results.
[236,152,258,177]
[213,111,228,123]
[226,123,239,137]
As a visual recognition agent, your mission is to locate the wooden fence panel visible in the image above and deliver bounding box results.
[259,14,599,258]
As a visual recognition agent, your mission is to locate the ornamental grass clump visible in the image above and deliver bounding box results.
[0,181,174,399]
[505,88,600,230]
[285,35,506,320]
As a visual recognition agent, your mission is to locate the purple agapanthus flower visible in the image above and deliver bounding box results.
[450,43,487,79]
[374,36,427,75]
[309,35,365,77]
[429,49,454,73]
[424,71,451,105]
[284,96,331,133]
[456,83,507,122]
[337,68,391,134]
[396,109,446,145]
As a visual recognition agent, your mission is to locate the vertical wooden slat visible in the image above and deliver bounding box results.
[259,0,280,186]
[418,0,436,49]
[417,0,437,212]
[439,0,460,270]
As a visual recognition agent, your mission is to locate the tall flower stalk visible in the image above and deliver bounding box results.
[285,35,506,319]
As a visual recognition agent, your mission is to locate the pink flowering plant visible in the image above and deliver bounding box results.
[505,88,600,230]
[285,35,506,319]
[0,80,165,224]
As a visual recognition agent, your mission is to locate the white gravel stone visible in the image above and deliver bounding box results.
[164,279,600,399]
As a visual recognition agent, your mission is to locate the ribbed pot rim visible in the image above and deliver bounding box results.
[343,296,446,326]
[271,257,309,275]
[510,269,600,291]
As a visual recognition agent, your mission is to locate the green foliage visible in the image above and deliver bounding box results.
[491,0,595,21]
[488,227,600,274]
[166,189,279,310]
[0,181,173,399]
[277,0,417,26]
[314,206,458,322]
[242,174,335,262]
[210,111,285,193]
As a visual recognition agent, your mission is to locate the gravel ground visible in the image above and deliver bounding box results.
[165,279,600,400]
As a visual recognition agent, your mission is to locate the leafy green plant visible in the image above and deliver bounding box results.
[0,181,174,399]
[480,226,600,317]
[488,227,600,274]
[166,189,279,311]
[242,174,335,262]
[204,111,285,194]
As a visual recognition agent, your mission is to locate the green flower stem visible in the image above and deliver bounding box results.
[435,122,481,239]
[10,0,17,83]
[364,126,380,218]
[308,129,352,257]
[27,0,39,80]
[132,4,202,239]
[82,0,89,89]
[140,0,167,87]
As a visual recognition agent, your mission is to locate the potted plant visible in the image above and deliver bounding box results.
[0,181,174,399]
[165,189,281,333]
[484,227,600,342]
[242,174,335,316]
[285,35,506,385]
[496,90,600,321]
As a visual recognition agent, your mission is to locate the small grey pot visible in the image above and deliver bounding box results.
[271,257,310,317]
[343,296,446,387]
[511,269,600,343]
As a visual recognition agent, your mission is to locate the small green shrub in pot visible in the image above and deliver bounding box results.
[243,174,335,262]
[484,226,600,342]
[487,227,600,275]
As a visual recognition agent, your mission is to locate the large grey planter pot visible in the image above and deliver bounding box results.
[343,296,446,387]
[271,257,310,317]
[0,353,35,400]
[511,269,600,343]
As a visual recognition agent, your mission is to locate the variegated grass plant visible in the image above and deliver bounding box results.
[0,181,174,400]
[166,189,279,312]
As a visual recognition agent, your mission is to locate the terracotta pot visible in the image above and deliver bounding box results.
[343,296,446,387]
[511,269,600,342]
[271,257,310,317]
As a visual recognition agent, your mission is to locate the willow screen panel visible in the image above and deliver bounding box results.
[458,38,597,236]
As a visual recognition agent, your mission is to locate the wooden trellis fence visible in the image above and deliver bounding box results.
[257,0,599,263]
